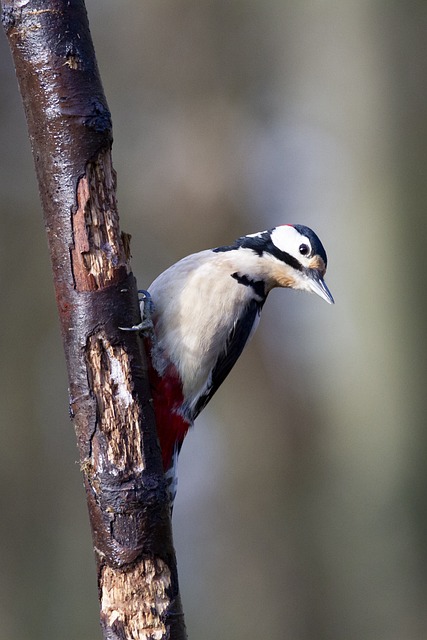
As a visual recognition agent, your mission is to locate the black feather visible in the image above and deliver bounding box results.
[231,272,265,299]
[213,230,303,271]
[191,298,264,419]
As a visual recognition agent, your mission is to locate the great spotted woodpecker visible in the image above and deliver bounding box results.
[138,224,333,501]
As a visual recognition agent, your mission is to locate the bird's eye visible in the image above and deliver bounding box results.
[299,243,310,256]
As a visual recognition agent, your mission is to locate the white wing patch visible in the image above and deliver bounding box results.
[245,230,266,239]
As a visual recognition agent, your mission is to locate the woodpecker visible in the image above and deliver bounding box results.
[139,224,333,501]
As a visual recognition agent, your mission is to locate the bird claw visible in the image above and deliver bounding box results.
[119,290,154,334]
[119,319,152,332]
[138,289,154,316]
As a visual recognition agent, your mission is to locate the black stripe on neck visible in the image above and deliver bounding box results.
[231,272,266,301]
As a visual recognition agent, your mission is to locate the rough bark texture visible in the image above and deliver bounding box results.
[1,2,187,638]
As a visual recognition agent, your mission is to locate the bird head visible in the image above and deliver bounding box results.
[218,224,334,304]
[270,224,334,303]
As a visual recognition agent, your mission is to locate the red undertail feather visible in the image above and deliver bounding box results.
[144,338,190,473]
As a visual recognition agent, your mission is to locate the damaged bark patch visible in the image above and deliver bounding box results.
[101,558,171,640]
[87,333,144,473]
[72,149,129,291]
[3,2,187,636]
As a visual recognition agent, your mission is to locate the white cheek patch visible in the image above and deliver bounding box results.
[270,225,311,261]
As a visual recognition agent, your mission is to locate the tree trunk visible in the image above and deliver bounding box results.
[1,2,187,638]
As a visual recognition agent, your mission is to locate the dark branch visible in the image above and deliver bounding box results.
[1,1,187,638]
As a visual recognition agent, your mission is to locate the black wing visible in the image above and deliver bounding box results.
[191,298,263,420]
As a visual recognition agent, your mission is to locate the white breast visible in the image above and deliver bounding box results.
[148,250,260,408]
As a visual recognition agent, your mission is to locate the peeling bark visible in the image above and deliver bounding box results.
[1,1,187,638]
[72,150,128,291]
[86,334,145,472]
[101,559,172,640]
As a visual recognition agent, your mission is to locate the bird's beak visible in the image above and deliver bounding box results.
[307,269,335,304]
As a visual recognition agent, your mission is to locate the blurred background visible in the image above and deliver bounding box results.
[1,1,427,639]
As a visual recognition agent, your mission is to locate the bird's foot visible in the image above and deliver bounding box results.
[119,290,154,334]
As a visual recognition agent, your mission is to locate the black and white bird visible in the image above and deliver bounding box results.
[140,224,333,500]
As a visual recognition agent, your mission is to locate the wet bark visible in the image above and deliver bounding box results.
[1,2,187,638]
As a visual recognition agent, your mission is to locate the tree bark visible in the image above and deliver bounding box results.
[1,2,187,638]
